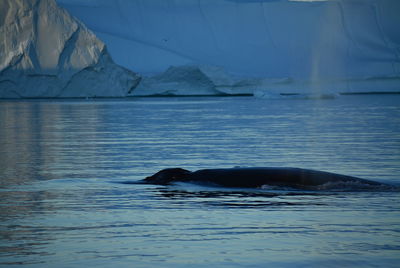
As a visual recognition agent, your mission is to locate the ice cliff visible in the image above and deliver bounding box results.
[58,0,400,95]
[0,0,140,98]
[1,0,399,98]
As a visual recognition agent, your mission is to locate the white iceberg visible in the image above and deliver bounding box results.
[0,0,140,98]
[58,0,400,95]
[131,65,226,96]
[131,65,258,96]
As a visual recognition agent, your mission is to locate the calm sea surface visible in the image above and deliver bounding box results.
[0,95,400,267]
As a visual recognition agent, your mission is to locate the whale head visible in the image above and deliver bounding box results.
[144,168,191,185]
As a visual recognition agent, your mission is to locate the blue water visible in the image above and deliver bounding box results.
[1,95,400,267]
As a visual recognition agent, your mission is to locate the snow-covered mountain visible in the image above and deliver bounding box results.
[0,0,140,98]
[57,0,400,95]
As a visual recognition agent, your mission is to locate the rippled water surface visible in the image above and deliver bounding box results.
[1,95,400,267]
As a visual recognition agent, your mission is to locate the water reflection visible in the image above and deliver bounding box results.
[0,96,399,267]
[0,101,104,186]
[0,187,59,264]
[1,97,400,188]
[1,223,54,265]
[151,187,329,208]
[154,187,331,198]
[0,190,57,221]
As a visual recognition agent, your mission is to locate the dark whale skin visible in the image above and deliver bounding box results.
[143,167,385,190]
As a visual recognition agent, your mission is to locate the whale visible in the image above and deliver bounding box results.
[141,167,387,190]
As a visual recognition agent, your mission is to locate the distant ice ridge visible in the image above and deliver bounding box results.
[130,64,337,97]
[131,65,256,96]
[130,64,399,97]
[58,0,400,95]
[0,0,140,98]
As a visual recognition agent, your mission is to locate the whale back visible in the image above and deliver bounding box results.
[144,168,191,185]
[143,167,384,189]
[188,167,379,189]
[189,168,306,188]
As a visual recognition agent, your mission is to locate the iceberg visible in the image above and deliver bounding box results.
[0,0,140,98]
[131,65,259,96]
[2,0,399,98]
[131,65,226,96]
[58,0,400,95]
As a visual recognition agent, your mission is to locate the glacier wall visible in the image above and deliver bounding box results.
[0,0,140,98]
[57,0,400,94]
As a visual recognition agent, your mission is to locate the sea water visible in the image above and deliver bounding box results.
[0,95,399,267]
